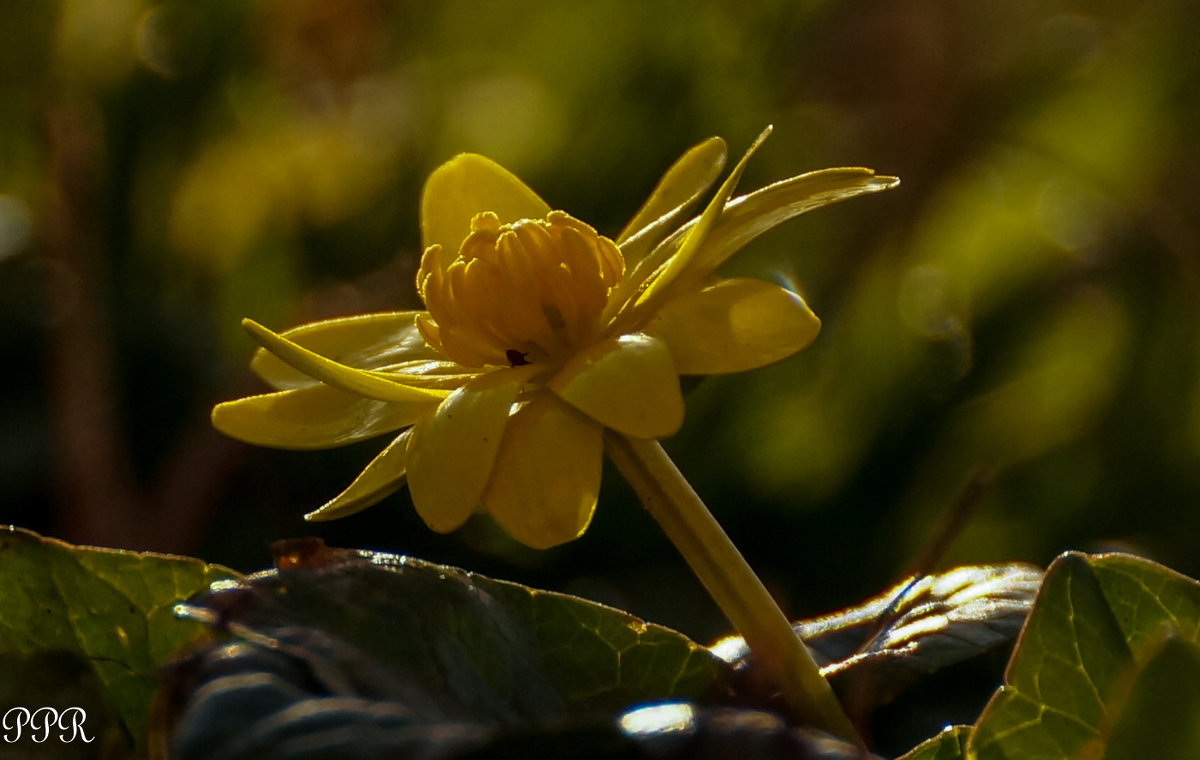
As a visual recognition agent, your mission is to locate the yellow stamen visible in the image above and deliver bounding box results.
[417,210,625,369]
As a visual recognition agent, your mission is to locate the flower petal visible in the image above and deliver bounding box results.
[421,153,550,267]
[483,394,602,549]
[406,367,536,534]
[377,361,482,391]
[687,167,900,279]
[650,278,821,375]
[243,319,449,403]
[306,429,413,521]
[251,311,440,390]
[607,127,772,330]
[548,333,683,438]
[211,385,432,449]
[616,136,727,261]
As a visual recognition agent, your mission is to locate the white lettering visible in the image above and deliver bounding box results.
[3,707,30,742]
[58,707,94,743]
[0,707,93,744]
[29,708,57,743]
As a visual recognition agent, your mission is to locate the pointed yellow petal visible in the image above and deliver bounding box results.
[212,385,432,449]
[421,153,550,267]
[690,168,900,277]
[377,361,483,391]
[306,429,413,521]
[483,394,602,549]
[651,278,821,375]
[616,136,727,262]
[250,311,440,390]
[548,333,683,438]
[242,319,448,403]
[635,170,899,306]
[406,367,535,534]
[609,127,772,330]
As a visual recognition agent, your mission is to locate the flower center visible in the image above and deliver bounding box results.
[416,210,625,368]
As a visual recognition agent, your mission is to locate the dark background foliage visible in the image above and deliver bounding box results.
[2,0,1199,751]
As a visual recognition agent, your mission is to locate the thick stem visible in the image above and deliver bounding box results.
[604,432,857,741]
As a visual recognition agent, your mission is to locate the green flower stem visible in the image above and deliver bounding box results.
[604,431,857,741]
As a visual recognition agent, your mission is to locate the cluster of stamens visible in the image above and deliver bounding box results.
[416,211,625,369]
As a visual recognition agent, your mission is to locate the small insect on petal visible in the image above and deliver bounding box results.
[506,349,531,367]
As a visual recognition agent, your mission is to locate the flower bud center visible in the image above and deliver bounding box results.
[416,211,624,368]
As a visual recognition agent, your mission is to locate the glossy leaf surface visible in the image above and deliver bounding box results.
[969,551,1200,759]
[162,541,889,759]
[0,527,236,750]
[172,542,728,721]
[713,563,1041,708]
[897,725,970,760]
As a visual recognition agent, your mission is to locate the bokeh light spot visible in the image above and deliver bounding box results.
[0,195,33,262]
[135,4,206,78]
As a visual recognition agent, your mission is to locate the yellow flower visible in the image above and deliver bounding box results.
[213,128,898,548]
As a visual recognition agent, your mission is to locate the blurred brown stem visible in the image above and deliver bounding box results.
[43,101,141,547]
[42,99,238,553]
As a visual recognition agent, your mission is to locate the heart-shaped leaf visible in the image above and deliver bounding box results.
[0,526,237,752]
[969,551,1200,759]
[160,539,734,758]
[713,563,1041,707]
[897,724,971,760]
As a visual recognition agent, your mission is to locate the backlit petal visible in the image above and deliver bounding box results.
[211,384,432,449]
[651,278,821,375]
[617,137,727,261]
[483,394,602,549]
[406,366,536,534]
[421,153,550,268]
[378,361,481,390]
[548,333,683,438]
[243,319,449,403]
[607,127,772,330]
[251,311,440,390]
[306,429,413,521]
[676,168,900,283]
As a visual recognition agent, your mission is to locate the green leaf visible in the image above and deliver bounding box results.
[0,650,128,756]
[0,526,238,748]
[898,725,971,760]
[969,551,1200,760]
[1088,552,1200,649]
[163,541,735,758]
[1103,635,1200,760]
[712,563,1041,708]
[172,543,726,720]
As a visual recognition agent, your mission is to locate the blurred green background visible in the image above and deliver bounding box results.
[3,0,1199,748]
